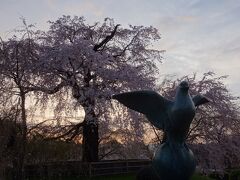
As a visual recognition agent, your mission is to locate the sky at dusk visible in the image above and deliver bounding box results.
[1,0,240,96]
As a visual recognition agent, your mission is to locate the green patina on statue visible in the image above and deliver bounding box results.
[112,81,209,180]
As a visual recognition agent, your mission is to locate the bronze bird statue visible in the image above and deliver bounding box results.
[112,81,209,180]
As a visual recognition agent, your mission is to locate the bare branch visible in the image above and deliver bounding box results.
[99,148,119,160]
[113,31,140,58]
[45,121,85,140]
[27,119,52,134]
[93,24,120,51]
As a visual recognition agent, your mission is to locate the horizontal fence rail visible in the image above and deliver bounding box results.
[24,160,151,179]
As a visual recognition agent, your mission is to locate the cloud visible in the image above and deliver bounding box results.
[0,0,240,95]
[150,1,240,96]
[61,1,104,19]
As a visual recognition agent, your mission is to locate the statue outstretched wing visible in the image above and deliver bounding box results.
[192,95,210,107]
[112,91,173,130]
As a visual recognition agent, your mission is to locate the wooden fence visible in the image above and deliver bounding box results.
[24,160,151,179]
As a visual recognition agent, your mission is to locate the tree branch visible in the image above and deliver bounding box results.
[27,119,52,134]
[151,124,162,143]
[99,148,119,160]
[24,81,68,94]
[45,121,85,140]
[93,24,120,51]
[113,31,140,58]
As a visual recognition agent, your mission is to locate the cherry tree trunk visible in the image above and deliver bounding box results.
[82,107,99,162]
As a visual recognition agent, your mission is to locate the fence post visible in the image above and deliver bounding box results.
[126,161,129,173]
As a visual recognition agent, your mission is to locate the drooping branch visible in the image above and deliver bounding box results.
[24,81,68,94]
[45,121,85,140]
[27,119,52,134]
[93,24,120,51]
[99,148,119,160]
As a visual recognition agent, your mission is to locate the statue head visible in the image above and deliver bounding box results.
[179,81,189,91]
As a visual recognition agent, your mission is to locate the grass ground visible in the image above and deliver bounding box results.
[191,173,214,180]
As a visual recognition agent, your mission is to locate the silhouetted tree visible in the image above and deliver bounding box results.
[0,24,40,179]
[1,16,163,163]
[30,16,163,162]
